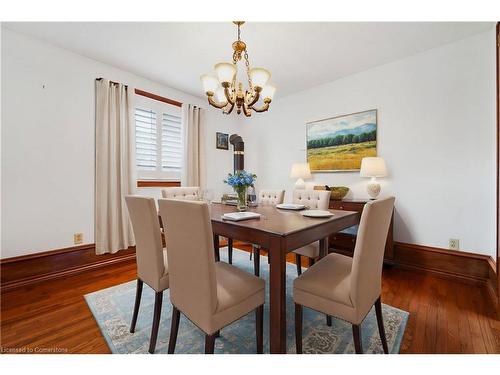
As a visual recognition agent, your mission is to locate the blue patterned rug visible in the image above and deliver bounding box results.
[85,248,408,354]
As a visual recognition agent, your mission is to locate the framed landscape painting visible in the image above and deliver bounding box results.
[306,109,377,172]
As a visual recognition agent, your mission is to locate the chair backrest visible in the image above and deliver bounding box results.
[292,189,331,209]
[258,189,285,205]
[125,196,165,289]
[161,186,200,200]
[350,197,395,311]
[158,199,218,327]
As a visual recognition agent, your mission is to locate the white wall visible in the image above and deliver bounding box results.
[243,30,496,257]
[1,28,239,258]
[2,27,496,259]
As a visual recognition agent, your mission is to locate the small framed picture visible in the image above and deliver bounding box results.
[216,132,229,150]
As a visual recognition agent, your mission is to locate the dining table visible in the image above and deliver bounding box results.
[209,202,360,354]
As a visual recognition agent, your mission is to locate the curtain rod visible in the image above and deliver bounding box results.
[96,78,186,108]
[95,77,128,87]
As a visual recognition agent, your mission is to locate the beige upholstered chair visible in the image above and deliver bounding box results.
[161,186,234,264]
[158,199,265,354]
[294,197,395,354]
[161,186,200,200]
[292,189,331,275]
[161,186,232,262]
[125,196,169,354]
[251,189,286,276]
[258,189,285,205]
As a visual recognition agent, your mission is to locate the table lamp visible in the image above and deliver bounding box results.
[290,163,312,189]
[360,157,387,199]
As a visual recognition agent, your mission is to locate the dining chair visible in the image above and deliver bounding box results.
[292,189,331,275]
[158,198,265,354]
[251,189,285,276]
[161,186,200,200]
[161,186,234,264]
[124,196,169,354]
[293,197,395,354]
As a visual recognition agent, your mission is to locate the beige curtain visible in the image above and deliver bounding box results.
[95,79,136,255]
[181,104,206,187]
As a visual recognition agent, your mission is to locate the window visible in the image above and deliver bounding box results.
[134,95,182,181]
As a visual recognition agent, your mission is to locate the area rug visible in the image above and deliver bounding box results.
[85,248,408,354]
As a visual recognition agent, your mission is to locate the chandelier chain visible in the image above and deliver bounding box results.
[244,51,253,91]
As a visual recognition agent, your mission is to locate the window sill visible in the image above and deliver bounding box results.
[137,180,181,188]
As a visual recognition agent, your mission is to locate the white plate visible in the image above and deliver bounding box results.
[300,210,334,218]
[276,203,306,210]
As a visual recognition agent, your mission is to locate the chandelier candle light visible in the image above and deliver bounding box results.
[200,21,276,117]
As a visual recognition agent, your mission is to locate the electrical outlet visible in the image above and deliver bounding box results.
[74,233,83,245]
[449,238,459,250]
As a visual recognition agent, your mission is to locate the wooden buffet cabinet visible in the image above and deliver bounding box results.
[329,199,394,263]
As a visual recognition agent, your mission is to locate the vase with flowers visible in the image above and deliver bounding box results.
[224,170,257,211]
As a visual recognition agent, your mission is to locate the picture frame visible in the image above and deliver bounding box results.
[306,109,377,172]
[216,132,229,150]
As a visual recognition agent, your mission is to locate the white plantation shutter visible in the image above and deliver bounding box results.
[134,99,183,180]
[161,113,182,171]
[134,108,157,171]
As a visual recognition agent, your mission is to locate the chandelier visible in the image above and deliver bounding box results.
[200,21,276,117]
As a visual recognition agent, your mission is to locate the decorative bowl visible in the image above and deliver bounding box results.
[330,186,349,200]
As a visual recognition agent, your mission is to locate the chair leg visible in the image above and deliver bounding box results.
[295,254,302,276]
[149,291,163,354]
[295,303,303,354]
[213,234,220,262]
[130,279,143,333]
[253,246,260,276]
[352,324,363,354]
[256,305,264,354]
[205,333,217,354]
[168,305,181,354]
[308,257,315,267]
[326,315,332,326]
[375,297,389,354]
[228,238,233,264]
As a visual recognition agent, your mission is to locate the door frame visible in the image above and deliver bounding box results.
[496,21,500,313]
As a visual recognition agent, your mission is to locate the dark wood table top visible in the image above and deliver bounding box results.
[209,203,359,236]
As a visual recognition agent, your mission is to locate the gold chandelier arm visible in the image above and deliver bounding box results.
[207,93,228,109]
[242,103,251,117]
[251,99,271,113]
[246,89,260,107]
[224,102,235,115]
[224,86,236,105]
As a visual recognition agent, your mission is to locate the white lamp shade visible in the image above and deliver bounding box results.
[261,84,276,101]
[250,67,270,89]
[200,75,219,94]
[215,62,236,84]
[215,86,227,103]
[290,163,312,179]
[360,157,388,177]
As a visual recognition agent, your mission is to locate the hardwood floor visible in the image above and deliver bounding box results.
[1,248,499,354]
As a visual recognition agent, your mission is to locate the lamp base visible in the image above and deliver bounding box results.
[366,177,381,199]
[294,178,306,190]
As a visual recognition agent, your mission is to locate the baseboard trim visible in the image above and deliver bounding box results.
[394,241,495,285]
[1,244,136,292]
[394,242,498,311]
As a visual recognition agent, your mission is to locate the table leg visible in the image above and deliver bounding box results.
[319,237,328,259]
[213,234,220,262]
[268,235,287,354]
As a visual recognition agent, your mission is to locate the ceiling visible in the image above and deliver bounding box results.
[3,22,494,99]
